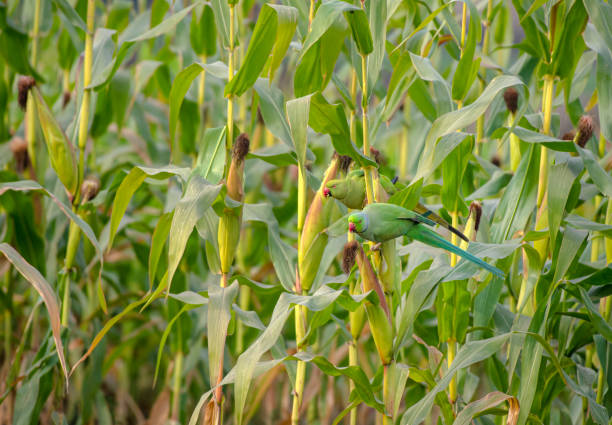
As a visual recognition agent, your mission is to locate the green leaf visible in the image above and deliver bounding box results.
[0,24,40,79]
[254,79,293,145]
[52,0,87,32]
[521,0,547,22]
[453,392,516,425]
[578,287,612,343]
[547,162,577,249]
[167,176,222,294]
[225,4,298,97]
[344,9,372,56]
[410,53,452,111]
[70,296,149,375]
[286,96,310,171]
[300,0,358,56]
[395,267,449,351]
[233,292,293,424]
[194,126,227,183]
[32,89,78,195]
[108,165,190,250]
[415,75,524,180]
[268,227,297,292]
[208,281,239,397]
[190,4,217,57]
[169,62,205,147]
[577,146,612,198]
[388,178,423,211]
[401,334,512,425]
[551,0,587,80]
[436,280,470,343]
[294,19,347,97]
[308,92,376,168]
[148,212,173,290]
[509,126,577,152]
[451,1,481,101]
[441,135,472,213]
[490,144,540,243]
[154,304,196,386]
[125,3,199,42]
[0,244,68,385]
[210,0,231,49]
[0,180,103,279]
[366,0,386,90]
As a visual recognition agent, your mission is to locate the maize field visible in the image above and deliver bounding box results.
[2,0,612,424]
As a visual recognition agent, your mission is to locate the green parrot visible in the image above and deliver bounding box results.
[324,170,468,243]
[347,203,504,278]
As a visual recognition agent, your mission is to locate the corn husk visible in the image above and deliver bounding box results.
[31,87,78,196]
[344,241,393,365]
[298,156,342,291]
[218,133,249,275]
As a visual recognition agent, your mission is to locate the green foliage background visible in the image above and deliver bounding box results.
[1,0,612,424]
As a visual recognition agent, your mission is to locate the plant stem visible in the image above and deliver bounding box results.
[61,0,94,327]
[25,88,37,174]
[198,55,207,111]
[226,4,236,173]
[448,339,457,403]
[460,3,467,52]
[61,219,80,326]
[475,0,493,157]
[291,302,306,425]
[382,364,392,425]
[509,113,521,172]
[171,350,183,422]
[236,283,250,354]
[4,271,12,360]
[26,0,42,178]
[537,75,554,208]
[348,341,358,425]
[308,0,315,31]
[77,0,95,200]
[31,0,41,68]
[349,69,357,141]
[361,54,374,204]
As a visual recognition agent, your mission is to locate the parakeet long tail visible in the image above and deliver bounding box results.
[414,204,469,242]
[407,227,505,278]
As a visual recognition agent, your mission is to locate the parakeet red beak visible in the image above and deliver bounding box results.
[348,222,356,232]
[323,188,331,197]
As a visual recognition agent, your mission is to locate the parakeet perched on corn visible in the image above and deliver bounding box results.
[324,170,468,243]
[347,203,504,278]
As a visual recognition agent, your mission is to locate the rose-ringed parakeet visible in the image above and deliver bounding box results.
[324,170,468,243]
[348,203,504,278]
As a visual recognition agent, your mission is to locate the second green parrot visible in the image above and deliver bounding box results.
[348,203,504,278]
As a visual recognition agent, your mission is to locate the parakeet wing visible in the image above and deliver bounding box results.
[414,202,469,242]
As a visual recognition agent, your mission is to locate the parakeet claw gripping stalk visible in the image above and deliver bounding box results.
[348,203,505,278]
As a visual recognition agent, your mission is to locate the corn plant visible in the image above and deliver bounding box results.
[3,0,612,424]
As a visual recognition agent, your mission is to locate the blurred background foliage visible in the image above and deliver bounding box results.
[1,0,612,424]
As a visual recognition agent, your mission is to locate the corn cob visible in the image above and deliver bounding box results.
[343,241,393,365]
[298,155,343,291]
[218,133,249,286]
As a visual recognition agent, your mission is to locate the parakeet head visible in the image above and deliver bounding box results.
[324,179,348,199]
[348,212,368,233]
